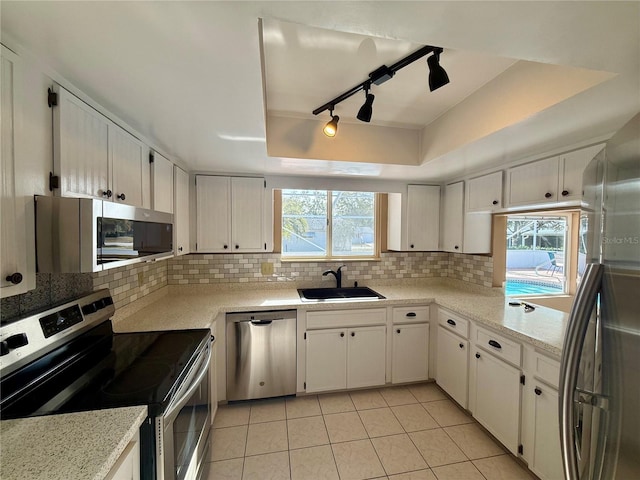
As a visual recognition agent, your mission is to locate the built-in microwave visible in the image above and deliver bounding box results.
[35,196,173,273]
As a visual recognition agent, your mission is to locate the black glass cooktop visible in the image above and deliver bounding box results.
[0,321,210,419]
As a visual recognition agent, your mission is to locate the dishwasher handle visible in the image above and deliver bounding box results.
[250,320,274,325]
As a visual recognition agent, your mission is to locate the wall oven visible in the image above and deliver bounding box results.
[0,290,211,480]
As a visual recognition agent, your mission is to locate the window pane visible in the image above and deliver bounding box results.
[331,191,375,257]
[282,190,327,257]
[505,216,567,296]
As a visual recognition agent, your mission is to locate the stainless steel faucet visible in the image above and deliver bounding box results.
[323,265,346,288]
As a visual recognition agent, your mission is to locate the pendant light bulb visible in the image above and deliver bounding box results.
[357,89,375,123]
[427,51,450,92]
[323,111,339,137]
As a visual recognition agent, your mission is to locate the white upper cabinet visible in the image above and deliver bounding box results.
[53,86,150,208]
[173,166,189,256]
[388,185,440,251]
[506,156,559,206]
[442,182,464,253]
[151,151,174,214]
[466,171,503,212]
[196,175,265,253]
[110,123,148,208]
[558,144,604,202]
[1,47,33,298]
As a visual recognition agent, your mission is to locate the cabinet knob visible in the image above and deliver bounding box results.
[475,353,481,359]
[5,272,23,285]
[102,189,112,198]
[178,247,183,252]
[340,332,345,337]
[117,193,126,201]
[223,245,228,249]
[459,343,464,349]
[235,245,239,249]
[544,192,553,199]
[410,244,414,249]
[351,332,355,337]
[492,200,498,205]
[535,387,542,396]
[396,329,401,334]
[454,245,459,250]
[562,190,569,197]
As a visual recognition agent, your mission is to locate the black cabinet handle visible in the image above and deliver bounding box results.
[459,343,464,349]
[410,244,414,249]
[235,245,239,249]
[102,189,112,198]
[223,245,228,249]
[178,247,183,252]
[492,200,498,205]
[117,193,126,200]
[562,190,569,197]
[447,319,456,326]
[454,245,459,250]
[488,339,502,349]
[475,353,481,359]
[340,332,345,337]
[351,332,355,337]
[535,387,542,396]
[544,192,553,198]
[396,329,401,334]
[5,273,23,285]
[406,312,417,317]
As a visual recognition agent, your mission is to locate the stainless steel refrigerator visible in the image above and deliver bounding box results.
[560,113,640,480]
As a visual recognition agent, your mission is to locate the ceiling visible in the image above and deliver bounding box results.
[2,1,639,182]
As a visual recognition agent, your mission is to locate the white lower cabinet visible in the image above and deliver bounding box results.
[436,326,469,408]
[529,383,563,480]
[104,431,140,480]
[306,325,385,393]
[391,323,429,384]
[472,347,521,454]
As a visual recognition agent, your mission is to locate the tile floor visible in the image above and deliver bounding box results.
[206,383,535,480]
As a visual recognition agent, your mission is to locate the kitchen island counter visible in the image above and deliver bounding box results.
[113,279,568,356]
[0,406,147,480]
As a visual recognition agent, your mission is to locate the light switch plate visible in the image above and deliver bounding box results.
[261,262,274,275]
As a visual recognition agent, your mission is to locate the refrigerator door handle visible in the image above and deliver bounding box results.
[559,262,603,480]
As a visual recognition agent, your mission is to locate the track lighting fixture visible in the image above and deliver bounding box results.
[313,45,449,134]
[427,50,450,91]
[356,84,375,123]
[323,108,339,137]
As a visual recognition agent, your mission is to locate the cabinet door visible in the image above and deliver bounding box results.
[174,166,190,256]
[306,329,347,393]
[443,182,464,252]
[110,123,148,208]
[231,177,264,252]
[392,323,429,384]
[347,326,386,389]
[467,172,503,212]
[436,326,468,408]
[152,152,174,214]
[407,185,440,251]
[54,87,109,199]
[530,384,563,480]
[473,350,521,454]
[1,47,31,297]
[196,175,230,252]
[507,157,559,206]
[559,145,603,202]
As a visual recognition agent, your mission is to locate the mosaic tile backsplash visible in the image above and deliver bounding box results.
[1,251,493,321]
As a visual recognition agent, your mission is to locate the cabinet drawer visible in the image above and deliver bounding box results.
[438,308,469,338]
[533,351,560,389]
[475,327,521,367]
[307,308,386,330]
[392,305,429,324]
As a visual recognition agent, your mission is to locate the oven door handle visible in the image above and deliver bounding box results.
[164,345,211,425]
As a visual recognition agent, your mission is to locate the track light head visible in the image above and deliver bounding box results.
[357,92,375,123]
[427,51,449,92]
[323,110,339,137]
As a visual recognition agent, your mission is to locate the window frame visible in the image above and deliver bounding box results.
[277,189,382,261]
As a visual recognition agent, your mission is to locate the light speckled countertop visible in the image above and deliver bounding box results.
[0,406,147,480]
[113,279,568,356]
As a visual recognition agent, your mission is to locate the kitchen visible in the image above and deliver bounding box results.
[1,2,639,480]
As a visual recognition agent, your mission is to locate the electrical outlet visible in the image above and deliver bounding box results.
[138,272,144,285]
[261,262,274,275]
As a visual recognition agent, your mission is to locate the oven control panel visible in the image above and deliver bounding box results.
[40,305,84,338]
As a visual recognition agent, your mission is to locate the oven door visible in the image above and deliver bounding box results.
[158,341,211,480]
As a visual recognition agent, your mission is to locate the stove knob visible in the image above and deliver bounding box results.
[0,341,9,356]
[6,333,28,349]
[82,303,98,315]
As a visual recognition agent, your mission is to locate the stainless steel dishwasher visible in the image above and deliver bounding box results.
[226,310,297,401]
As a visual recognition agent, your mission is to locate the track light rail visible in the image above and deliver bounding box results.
[312,45,443,116]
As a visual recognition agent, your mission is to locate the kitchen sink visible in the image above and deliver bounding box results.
[297,286,385,302]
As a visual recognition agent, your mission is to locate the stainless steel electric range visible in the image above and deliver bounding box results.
[0,290,212,480]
